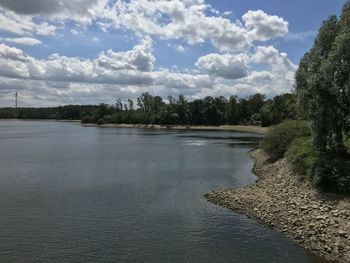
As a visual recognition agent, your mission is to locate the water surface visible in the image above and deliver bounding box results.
[0,120,322,262]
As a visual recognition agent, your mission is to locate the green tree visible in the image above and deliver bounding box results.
[295,2,350,192]
[225,96,239,124]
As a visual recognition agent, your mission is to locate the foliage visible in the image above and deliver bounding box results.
[345,137,350,154]
[285,137,316,178]
[260,120,312,159]
[0,105,99,120]
[295,1,350,192]
[260,93,300,127]
[313,155,350,193]
[0,92,300,127]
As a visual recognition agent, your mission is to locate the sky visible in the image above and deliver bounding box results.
[0,0,346,107]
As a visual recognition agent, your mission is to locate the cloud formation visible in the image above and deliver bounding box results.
[195,53,248,79]
[97,37,155,72]
[2,37,41,46]
[243,10,289,42]
[0,0,297,106]
[99,1,288,52]
[0,1,288,52]
[0,8,56,36]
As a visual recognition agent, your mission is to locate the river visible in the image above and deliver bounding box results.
[0,120,322,262]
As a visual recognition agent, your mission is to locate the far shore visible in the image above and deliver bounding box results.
[0,119,267,134]
[0,119,80,123]
[81,123,268,134]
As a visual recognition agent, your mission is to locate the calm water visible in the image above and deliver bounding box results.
[0,120,322,262]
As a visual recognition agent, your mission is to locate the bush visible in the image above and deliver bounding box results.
[81,116,93,124]
[345,137,350,154]
[260,120,312,159]
[314,155,350,193]
[285,137,316,178]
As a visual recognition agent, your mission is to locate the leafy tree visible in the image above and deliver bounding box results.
[295,1,350,192]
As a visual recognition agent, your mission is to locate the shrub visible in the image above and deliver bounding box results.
[81,116,93,124]
[96,118,104,125]
[285,137,316,178]
[313,155,350,193]
[100,115,114,124]
[345,137,350,154]
[260,120,312,159]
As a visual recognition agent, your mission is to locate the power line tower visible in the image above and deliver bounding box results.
[15,91,18,108]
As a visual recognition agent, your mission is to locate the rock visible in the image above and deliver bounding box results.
[324,245,332,253]
[338,230,347,238]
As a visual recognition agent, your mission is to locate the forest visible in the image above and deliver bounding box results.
[0,92,298,127]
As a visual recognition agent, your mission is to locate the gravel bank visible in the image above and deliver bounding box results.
[205,149,350,262]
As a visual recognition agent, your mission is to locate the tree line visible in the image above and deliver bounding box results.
[0,92,300,127]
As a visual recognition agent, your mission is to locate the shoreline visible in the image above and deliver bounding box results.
[205,149,350,263]
[82,123,267,134]
[0,119,267,134]
[0,119,80,123]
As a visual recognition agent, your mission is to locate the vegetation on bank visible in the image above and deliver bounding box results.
[260,120,311,160]
[0,92,299,127]
[262,1,350,193]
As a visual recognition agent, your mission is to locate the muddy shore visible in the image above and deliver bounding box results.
[205,149,350,263]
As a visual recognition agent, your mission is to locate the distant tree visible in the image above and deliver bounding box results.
[225,96,239,124]
[127,99,134,111]
[116,98,123,112]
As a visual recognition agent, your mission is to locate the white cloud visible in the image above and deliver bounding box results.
[176,45,186,53]
[2,37,42,46]
[0,43,29,61]
[0,41,211,92]
[195,53,248,79]
[251,45,297,73]
[0,8,56,36]
[97,37,155,72]
[242,10,288,42]
[98,1,288,53]
[168,43,186,53]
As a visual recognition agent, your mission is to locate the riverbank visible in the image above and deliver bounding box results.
[0,119,80,122]
[82,123,267,134]
[205,149,350,263]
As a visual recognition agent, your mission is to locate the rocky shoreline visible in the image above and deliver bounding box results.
[205,149,350,263]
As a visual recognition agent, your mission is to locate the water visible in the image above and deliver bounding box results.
[0,120,322,262]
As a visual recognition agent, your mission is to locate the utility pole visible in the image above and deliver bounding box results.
[15,91,18,108]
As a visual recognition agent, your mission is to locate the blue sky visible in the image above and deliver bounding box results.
[0,0,346,106]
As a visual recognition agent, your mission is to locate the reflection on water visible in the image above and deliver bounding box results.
[183,140,209,146]
[0,120,324,262]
